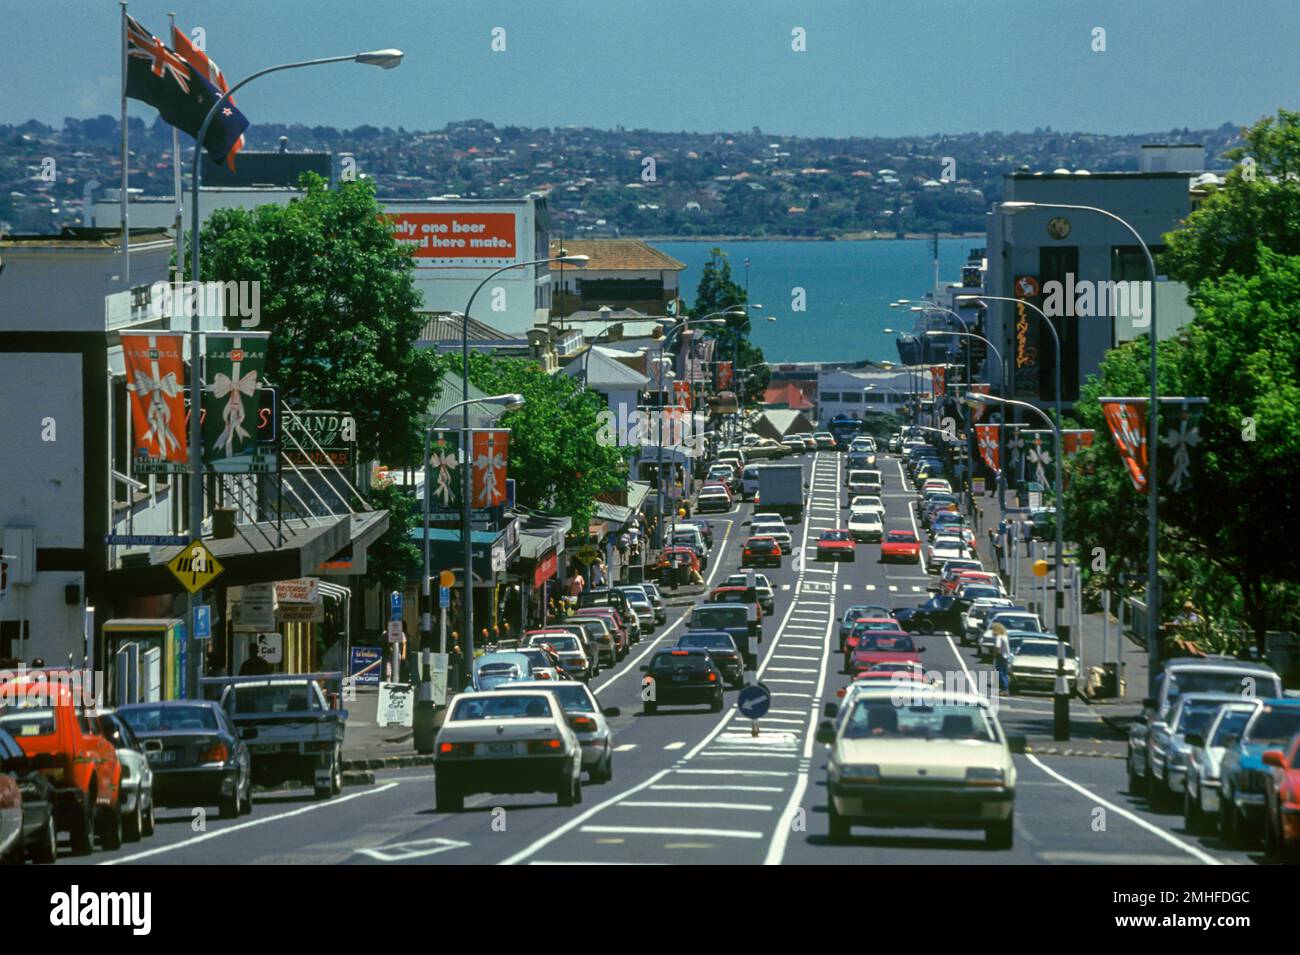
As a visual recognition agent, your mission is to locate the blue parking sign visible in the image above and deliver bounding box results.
[194,604,211,640]
[390,590,403,622]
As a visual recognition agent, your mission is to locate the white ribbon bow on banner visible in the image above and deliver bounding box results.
[1028,443,1052,488]
[133,367,182,455]
[431,449,459,506]
[1162,419,1200,492]
[474,448,505,507]
[209,358,258,458]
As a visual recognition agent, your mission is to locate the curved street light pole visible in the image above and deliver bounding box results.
[973,392,1069,741]
[999,201,1160,696]
[456,253,586,677]
[185,49,403,697]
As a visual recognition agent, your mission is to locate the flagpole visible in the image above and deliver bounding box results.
[119,1,130,286]
[168,12,182,538]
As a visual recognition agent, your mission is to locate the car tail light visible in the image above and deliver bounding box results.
[536,672,551,679]
[671,650,689,656]
[527,739,563,754]
[198,741,229,763]
[708,672,717,682]
[439,741,472,755]
[570,716,597,732]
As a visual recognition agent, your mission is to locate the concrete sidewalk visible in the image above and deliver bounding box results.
[969,489,1147,733]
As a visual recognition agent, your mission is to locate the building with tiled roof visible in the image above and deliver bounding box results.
[548,238,686,319]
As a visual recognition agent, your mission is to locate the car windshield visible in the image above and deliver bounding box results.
[857,634,915,652]
[822,531,851,542]
[1246,707,1300,745]
[885,532,916,543]
[651,653,711,674]
[1167,670,1279,703]
[843,700,997,742]
[119,705,219,732]
[0,704,56,737]
[960,586,1001,601]
[1211,709,1255,746]
[747,539,777,551]
[691,608,747,629]
[453,694,554,721]
[994,615,1040,631]
[843,606,871,622]
[680,633,734,650]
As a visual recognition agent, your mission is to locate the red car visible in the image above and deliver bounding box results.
[848,630,925,676]
[816,529,856,562]
[945,569,1000,595]
[707,585,765,622]
[835,669,929,699]
[742,536,781,568]
[842,617,902,671]
[1263,733,1300,862]
[879,529,922,563]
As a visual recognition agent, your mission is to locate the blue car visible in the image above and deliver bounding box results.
[1217,698,1300,846]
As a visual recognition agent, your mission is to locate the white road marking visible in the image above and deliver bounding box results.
[663,741,686,751]
[1023,754,1222,866]
[620,801,774,811]
[651,784,784,793]
[580,825,764,839]
[674,768,792,777]
[100,782,401,865]
[614,743,638,752]
[356,837,470,862]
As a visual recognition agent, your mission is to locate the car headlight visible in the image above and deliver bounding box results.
[840,764,880,784]
[966,767,1005,786]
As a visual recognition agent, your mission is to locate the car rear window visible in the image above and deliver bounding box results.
[453,694,554,721]
[691,607,748,629]
[747,538,778,552]
[119,705,219,732]
[651,653,711,673]
[844,700,995,742]
[679,633,734,650]
[858,634,915,652]
[0,704,56,737]
[545,686,595,713]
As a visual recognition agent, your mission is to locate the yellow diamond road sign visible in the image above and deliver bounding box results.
[168,540,225,594]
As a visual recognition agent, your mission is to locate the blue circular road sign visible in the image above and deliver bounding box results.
[737,683,772,720]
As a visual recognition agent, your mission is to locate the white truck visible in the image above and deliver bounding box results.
[756,463,805,524]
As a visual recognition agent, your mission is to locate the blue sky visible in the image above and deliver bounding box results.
[3,0,1296,136]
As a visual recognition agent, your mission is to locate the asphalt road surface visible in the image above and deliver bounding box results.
[81,451,1265,866]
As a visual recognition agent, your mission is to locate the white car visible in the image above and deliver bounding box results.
[752,511,787,528]
[1183,701,1261,834]
[845,469,883,501]
[926,539,970,571]
[740,465,762,499]
[696,488,732,513]
[433,689,583,811]
[508,680,620,784]
[847,509,884,542]
[817,689,1017,847]
[961,597,1016,645]
[751,521,793,553]
[522,632,593,681]
[978,611,1045,661]
[1006,636,1079,695]
[96,709,156,841]
[848,495,886,519]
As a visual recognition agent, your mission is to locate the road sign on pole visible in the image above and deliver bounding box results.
[439,586,450,609]
[390,590,403,622]
[167,540,224,594]
[193,604,211,640]
[737,683,772,720]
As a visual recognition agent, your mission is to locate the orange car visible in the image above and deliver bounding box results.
[0,677,121,855]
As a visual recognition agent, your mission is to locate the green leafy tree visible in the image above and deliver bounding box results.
[363,479,421,593]
[435,353,631,531]
[195,172,441,593]
[1162,109,1300,287]
[688,248,770,405]
[196,172,439,467]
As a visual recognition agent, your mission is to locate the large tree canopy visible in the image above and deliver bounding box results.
[196,172,439,467]
[688,248,770,402]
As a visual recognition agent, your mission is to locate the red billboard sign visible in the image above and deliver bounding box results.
[387,211,517,263]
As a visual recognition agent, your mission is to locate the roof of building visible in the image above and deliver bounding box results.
[426,370,508,427]
[561,345,650,389]
[762,382,815,410]
[417,312,525,345]
[548,238,686,272]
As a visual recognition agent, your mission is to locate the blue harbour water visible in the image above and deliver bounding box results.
[656,239,980,364]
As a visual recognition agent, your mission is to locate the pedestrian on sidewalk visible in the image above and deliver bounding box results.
[993,623,1011,694]
[1020,519,1033,557]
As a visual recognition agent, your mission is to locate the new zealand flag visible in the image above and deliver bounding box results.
[124,15,249,166]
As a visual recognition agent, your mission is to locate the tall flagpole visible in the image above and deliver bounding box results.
[119,1,130,285]
[168,12,182,536]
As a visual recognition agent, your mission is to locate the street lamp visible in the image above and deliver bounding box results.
[421,393,524,669]
[999,200,1160,696]
[956,292,1063,436]
[454,252,587,674]
[184,48,404,697]
[927,326,1009,507]
[971,391,1069,740]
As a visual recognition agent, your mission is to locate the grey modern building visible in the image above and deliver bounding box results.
[982,160,1200,414]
